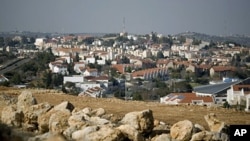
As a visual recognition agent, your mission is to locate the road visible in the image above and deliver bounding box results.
[0,58,31,74]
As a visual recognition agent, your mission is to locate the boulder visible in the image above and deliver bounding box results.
[1,105,23,127]
[72,125,125,141]
[23,102,53,131]
[204,113,225,132]
[191,131,229,141]
[63,126,78,140]
[91,108,106,117]
[88,116,111,125]
[38,101,74,133]
[53,101,74,112]
[28,132,66,141]
[170,120,194,141]
[117,124,144,141]
[120,109,154,134]
[151,134,172,141]
[49,110,71,134]
[68,114,87,129]
[17,91,37,111]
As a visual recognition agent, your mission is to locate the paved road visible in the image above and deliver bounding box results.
[0,58,31,74]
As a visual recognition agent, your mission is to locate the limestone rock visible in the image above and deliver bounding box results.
[1,105,23,127]
[49,110,71,134]
[68,114,87,129]
[191,131,229,141]
[17,91,37,111]
[121,109,154,134]
[117,124,144,141]
[151,134,172,141]
[23,102,53,131]
[88,116,111,125]
[170,120,193,141]
[204,113,225,132]
[72,125,125,141]
[91,108,106,117]
[53,101,74,112]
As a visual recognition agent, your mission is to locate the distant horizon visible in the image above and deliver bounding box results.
[1,30,250,38]
[1,0,250,37]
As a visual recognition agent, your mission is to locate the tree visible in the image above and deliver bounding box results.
[151,32,158,43]
[10,72,22,85]
[21,36,28,44]
[156,51,164,59]
[0,37,4,47]
[42,71,52,89]
[30,37,36,44]
[133,93,143,101]
[179,36,186,44]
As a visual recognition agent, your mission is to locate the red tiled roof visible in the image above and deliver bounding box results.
[166,93,214,104]
[211,66,236,72]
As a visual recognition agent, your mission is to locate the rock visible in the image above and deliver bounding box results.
[117,124,144,141]
[193,123,205,133]
[72,126,99,140]
[23,102,53,131]
[28,132,66,141]
[1,105,23,127]
[49,110,71,134]
[88,116,111,125]
[151,134,172,141]
[63,126,78,140]
[81,107,92,115]
[170,120,193,141]
[120,109,154,134]
[38,101,74,133]
[91,108,106,117]
[53,101,74,112]
[17,91,37,111]
[68,114,87,129]
[191,131,229,141]
[204,113,225,132]
[72,125,125,141]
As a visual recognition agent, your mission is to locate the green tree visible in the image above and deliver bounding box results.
[0,37,4,46]
[10,72,22,85]
[133,92,143,101]
[156,51,164,59]
[42,71,52,89]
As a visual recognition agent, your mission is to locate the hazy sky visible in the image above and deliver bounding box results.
[1,0,250,36]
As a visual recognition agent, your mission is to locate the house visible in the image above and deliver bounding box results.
[193,81,239,104]
[74,62,85,73]
[83,67,98,77]
[226,77,250,111]
[210,66,236,78]
[49,61,68,75]
[160,93,214,106]
[78,86,105,98]
[132,68,168,80]
[156,59,174,69]
[63,75,84,84]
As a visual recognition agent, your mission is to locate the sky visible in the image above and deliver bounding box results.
[1,0,250,36]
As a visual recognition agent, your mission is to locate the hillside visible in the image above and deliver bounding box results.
[0,86,250,129]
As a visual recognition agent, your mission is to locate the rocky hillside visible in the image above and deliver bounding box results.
[0,88,250,140]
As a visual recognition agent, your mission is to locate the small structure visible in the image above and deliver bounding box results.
[160,93,214,106]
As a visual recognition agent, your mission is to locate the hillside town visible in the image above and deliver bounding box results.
[0,31,250,111]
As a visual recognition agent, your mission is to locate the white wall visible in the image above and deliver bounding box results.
[63,75,84,84]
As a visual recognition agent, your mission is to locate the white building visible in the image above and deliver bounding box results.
[34,38,46,49]
[49,62,68,75]
[83,68,98,77]
[63,75,84,84]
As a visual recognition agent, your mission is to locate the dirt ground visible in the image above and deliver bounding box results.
[1,87,250,129]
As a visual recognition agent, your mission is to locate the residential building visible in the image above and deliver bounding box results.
[226,77,250,111]
[63,75,84,84]
[132,68,168,80]
[49,61,68,75]
[160,93,214,106]
[193,81,239,104]
[83,68,98,77]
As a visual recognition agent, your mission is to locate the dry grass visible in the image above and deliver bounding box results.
[1,86,250,129]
